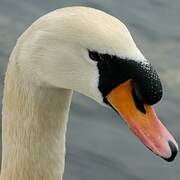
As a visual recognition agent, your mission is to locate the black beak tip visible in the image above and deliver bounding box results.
[162,140,178,162]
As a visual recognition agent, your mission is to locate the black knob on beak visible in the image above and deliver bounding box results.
[131,62,163,105]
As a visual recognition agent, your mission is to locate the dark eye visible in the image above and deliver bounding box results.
[88,50,100,62]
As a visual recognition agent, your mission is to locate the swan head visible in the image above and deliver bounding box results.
[21,7,178,161]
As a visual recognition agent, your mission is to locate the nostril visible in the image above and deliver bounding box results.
[162,140,178,162]
[132,87,146,114]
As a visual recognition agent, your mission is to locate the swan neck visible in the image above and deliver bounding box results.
[1,67,72,180]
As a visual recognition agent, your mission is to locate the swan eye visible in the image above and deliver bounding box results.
[88,50,101,62]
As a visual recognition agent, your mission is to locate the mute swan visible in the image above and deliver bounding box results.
[0,6,178,180]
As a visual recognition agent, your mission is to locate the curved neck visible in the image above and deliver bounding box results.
[1,65,72,180]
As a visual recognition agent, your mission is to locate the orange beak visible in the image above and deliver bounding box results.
[106,80,178,161]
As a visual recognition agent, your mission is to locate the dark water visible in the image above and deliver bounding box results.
[0,0,180,179]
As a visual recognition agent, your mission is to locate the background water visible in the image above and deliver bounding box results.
[0,0,180,179]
